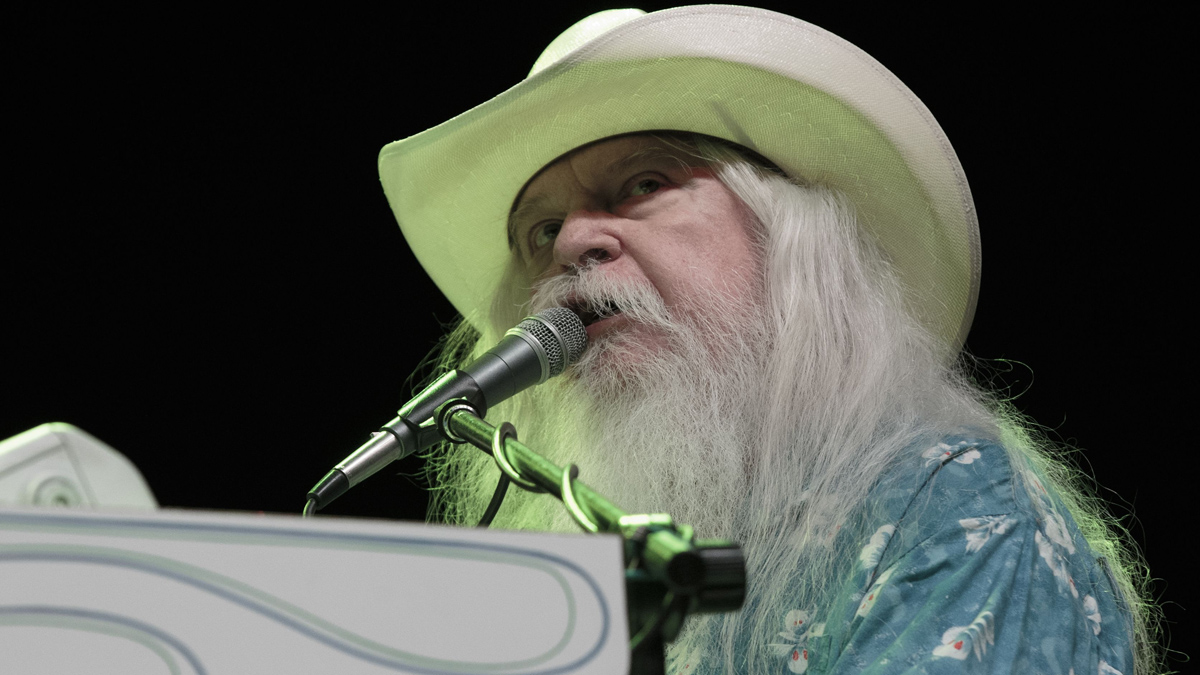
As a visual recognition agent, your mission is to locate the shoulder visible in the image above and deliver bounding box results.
[863,435,1020,568]
[836,434,1134,674]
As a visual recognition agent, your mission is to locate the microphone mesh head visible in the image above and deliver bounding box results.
[520,307,588,377]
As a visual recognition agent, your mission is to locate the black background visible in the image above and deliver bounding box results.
[5,4,1189,666]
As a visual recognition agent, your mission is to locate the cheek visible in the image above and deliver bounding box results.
[648,236,760,307]
[635,183,763,303]
[696,225,763,300]
[691,197,760,260]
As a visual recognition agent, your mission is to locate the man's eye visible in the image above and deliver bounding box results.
[532,221,562,249]
[629,178,662,196]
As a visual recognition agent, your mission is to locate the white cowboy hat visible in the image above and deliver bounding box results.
[378,5,980,350]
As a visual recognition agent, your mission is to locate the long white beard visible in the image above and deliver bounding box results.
[483,266,770,540]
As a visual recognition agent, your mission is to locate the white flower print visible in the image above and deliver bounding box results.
[1027,468,1084,600]
[1036,530,1079,598]
[785,645,811,674]
[1083,594,1102,635]
[1043,510,1077,554]
[1022,472,1055,545]
[858,524,895,572]
[959,515,1012,553]
[932,610,995,661]
[779,609,812,640]
[921,441,982,466]
[856,566,894,618]
[1098,659,1124,674]
[768,609,825,674]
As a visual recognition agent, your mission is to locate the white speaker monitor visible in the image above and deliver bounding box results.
[0,422,156,509]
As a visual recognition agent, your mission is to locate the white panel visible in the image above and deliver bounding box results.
[0,506,628,674]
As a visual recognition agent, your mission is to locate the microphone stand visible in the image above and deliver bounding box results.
[434,399,746,675]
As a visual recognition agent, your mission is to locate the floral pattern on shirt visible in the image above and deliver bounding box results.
[959,514,1012,553]
[749,436,1134,675]
[768,609,826,674]
[932,610,995,661]
[854,566,894,619]
[922,439,982,466]
[857,524,895,573]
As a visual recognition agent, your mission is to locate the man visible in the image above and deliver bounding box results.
[378,7,1154,673]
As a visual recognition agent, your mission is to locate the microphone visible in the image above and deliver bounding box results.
[306,307,587,510]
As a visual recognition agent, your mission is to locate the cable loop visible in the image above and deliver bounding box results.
[491,422,543,492]
[562,463,600,533]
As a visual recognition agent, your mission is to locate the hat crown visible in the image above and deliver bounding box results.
[528,8,646,77]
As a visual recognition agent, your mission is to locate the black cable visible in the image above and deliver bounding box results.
[475,473,511,527]
[629,592,685,652]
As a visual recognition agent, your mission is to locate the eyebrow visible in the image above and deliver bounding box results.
[604,144,685,178]
[509,193,549,234]
[507,143,694,253]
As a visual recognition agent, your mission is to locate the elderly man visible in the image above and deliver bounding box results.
[378,7,1152,674]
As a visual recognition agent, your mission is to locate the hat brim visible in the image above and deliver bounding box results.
[378,6,979,350]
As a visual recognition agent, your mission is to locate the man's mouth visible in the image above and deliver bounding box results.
[569,298,623,327]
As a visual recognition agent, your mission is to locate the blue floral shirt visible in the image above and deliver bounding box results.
[678,438,1134,674]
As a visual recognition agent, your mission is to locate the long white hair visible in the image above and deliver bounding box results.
[422,135,1159,673]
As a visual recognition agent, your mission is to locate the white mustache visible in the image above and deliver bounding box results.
[528,267,674,328]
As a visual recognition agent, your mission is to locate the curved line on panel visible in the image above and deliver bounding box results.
[0,543,607,675]
[0,604,206,675]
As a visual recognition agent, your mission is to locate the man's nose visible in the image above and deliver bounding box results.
[551,209,622,270]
